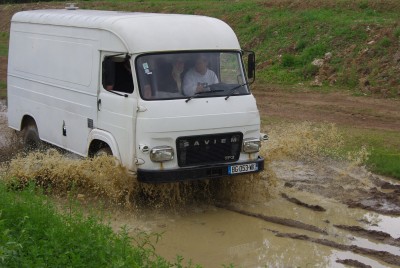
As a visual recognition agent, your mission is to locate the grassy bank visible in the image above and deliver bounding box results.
[0,181,199,267]
[1,0,400,96]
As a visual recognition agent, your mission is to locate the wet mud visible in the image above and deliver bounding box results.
[1,104,400,267]
[216,203,328,235]
[345,187,400,216]
[273,231,400,266]
[281,192,326,211]
[336,258,372,268]
[334,224,400,247]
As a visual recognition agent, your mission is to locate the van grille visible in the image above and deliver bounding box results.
[176,132,243,167]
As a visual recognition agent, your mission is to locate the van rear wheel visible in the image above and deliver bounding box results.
[23,122,42,151]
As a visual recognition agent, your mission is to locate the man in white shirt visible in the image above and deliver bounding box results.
[183,54,218,96]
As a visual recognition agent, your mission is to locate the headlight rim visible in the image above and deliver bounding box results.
[150,145,175,162]
[242,138,261,153]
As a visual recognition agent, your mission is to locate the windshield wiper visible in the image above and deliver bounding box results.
[224,83,248,100]
[185,88,224,103]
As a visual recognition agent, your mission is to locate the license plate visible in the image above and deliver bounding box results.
[228,163,258,174]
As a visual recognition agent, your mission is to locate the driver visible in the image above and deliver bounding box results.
[182,54,218,96]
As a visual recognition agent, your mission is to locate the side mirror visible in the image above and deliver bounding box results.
[247,51,255,83]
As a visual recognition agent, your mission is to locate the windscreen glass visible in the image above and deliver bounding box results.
[136,52,249,100]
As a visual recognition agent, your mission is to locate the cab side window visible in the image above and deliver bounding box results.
[102,57,134,94]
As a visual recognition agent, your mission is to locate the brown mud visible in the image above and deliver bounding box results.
[254,86,400,132]
[273,231,400,266]
[216,203,328,235]
[281,192,326,212]
[336,258,372,268]
[334,224,400,247]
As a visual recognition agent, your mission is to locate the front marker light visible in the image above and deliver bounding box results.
[260,133,269,141]
[243,138,261,153]
[150,146,174,162]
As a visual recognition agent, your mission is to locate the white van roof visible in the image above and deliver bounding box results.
[11,9,241,53]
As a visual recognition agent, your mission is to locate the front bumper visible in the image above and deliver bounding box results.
[137,156,264,183]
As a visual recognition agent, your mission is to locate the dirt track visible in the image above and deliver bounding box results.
[254,87,400,132]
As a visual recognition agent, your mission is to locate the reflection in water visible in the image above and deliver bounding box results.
[351,236,400,256]
[363,213,400,239]
[330,250,389,268]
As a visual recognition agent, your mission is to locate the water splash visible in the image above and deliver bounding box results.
[262,121,344,162]
[1,122,366,209]
[4,149,137,207]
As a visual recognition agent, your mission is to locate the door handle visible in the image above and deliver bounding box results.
[97,99,101,111]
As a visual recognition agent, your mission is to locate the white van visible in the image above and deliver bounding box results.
[7,8,266,183]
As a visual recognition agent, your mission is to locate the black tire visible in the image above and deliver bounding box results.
[23,121,42,151]
[94,146,112,157]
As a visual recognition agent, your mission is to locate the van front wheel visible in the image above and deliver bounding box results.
[94,146,112,157]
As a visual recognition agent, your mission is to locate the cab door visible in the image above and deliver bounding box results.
[97,53,138,170]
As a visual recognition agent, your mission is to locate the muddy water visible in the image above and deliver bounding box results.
[1,107,400,267]
[108,173,399,267]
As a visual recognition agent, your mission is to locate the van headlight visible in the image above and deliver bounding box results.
[150,146,174,162]
[242,138,261,153]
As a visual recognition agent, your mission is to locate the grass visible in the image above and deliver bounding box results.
[340,127,400,179]
[368,150,400,178]
[0,32,8,57]
[0,181,199,268]
[0,83,6,97]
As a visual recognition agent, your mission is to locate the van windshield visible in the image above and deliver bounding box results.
[136,52,250,100]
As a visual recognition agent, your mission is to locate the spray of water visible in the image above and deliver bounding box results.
[262,121,344,162]
[4,149,137,207]
[1,121,369,208]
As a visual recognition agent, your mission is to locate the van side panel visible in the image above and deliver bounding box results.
[7,23,99,156]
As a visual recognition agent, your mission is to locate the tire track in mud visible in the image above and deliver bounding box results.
[215,203,328,235]
[280,192,326,211]
[336,259,372,268]
[271,231,400,266]
[345,187,400,216]
[334,224,400,247]
[216,185,400,267]
[270,161,400,266]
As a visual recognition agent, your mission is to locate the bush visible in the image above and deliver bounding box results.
[281,54,296,68]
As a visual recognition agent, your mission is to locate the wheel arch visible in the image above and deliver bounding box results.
[20,114,37,131]
[87,129,121,161]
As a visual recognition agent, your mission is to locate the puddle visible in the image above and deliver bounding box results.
[108,198,400,267]
[362,213,400,239]
[350,236,400,256]
[330,250,390,268]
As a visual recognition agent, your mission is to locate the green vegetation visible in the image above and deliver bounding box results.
[0,82,6,97]
[1,0,400,96]
[0,182,199,267]
[368,149,400,178]
[341,127,400,179]
[0,32,8,57]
